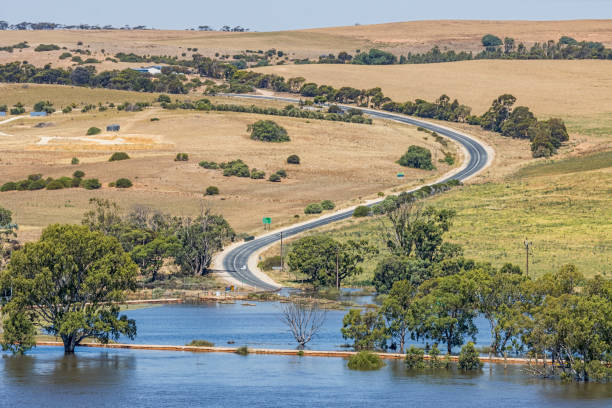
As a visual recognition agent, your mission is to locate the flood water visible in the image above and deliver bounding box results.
[2,347,611,407]
[2,301,611,407]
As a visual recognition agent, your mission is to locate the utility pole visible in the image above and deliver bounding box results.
[336,247,339,290]
[524,238,533,277]
[280,231,283,273]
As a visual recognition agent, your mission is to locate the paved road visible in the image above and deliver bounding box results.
[221,94,490,291]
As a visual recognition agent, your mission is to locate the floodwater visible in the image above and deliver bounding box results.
[2,347,611,407]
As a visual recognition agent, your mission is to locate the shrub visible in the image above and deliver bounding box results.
[250,169,265,179]
[150,117,159,121]
[0,182,17,192]
[10,107,25,115]
[73,170,85,178]
[34,43,60,52]
[82,178,101,190]
[115,178,133,188]
[275,169,287,178]
[199,161,218,169]
[157,94,171,103]
[57,177,73,188]
[62,106,72,114]
[45,180,65,190]
[405,346,426,369]
[347,351,385,371]
[320,200,335,210]
[186,339,214,347]
[175,153,189,161]
[59,52,72,59]
[304,203,323,214]
[221,159,250,177]
[258,255,281,271]
[287,154,300,164]
[28,174,42,181]
[205,186,219,195]
[15,180,31,190]
[33,100,55,114]
[248,120,290,142]
[458,342,482,370]
[268,173,281,182]
[71,157,79,165]
[353,206,370,217]
[109,152,130,161]
[27,179,46,190]
[86,127,101,135]
[428,344,442,368]
[397,145,434,170]
[108,182,116,187]
[71,177,82,187]
[235,346,249,356]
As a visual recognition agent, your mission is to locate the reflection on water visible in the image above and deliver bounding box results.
[2,348,610,407]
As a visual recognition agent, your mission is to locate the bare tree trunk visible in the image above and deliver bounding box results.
[280,301,327,349]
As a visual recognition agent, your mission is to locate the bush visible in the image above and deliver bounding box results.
[175,153,189,161]
[157,94,171,103]
[109,152,130,161]
[108,182,116,187]
[150,117,159,121]
[275,169,287,178]
[45,180,65,190]
[199,161,218,169]
[73,170,85,178]
[86,127,101,135]
[221,159,250,177]
[235,346,249,356]
[405,346,426,369]
[71,157,79,165]
[397,145,434,170]
[458,342,482,370]
[268,173,281,182]
[205,186,219,195]
[10,107,25,115]
[320,200,335,211]
[248,120,290,142]
[27,179,46,190]
[0,182,17,192]
[353,206,370,217]
[186,339,214,347]
[115,178,133,188]
[304,203,323,214]
[82,178,101,190]
[57,177,73,188]
[482,34,503,47]
[287,154,300,164]
[250,169,265,179]
[347,351,385,371]
[258,255,281,271]
[71,177,82,187]
[28,174,42,181]
[62,106,72,114]
[34,43,60,52]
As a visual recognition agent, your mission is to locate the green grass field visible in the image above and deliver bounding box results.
[297,151,612,283]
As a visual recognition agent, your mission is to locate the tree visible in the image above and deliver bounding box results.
[397,145,434,170]
[130,235,181,281]
[175,209,234,275]
[248,120,289,142]
[0,224,137,354]
[341,308,388,350]
[480,94,516,132]
[415,272,479,354]
[0,206,19,272]
[458,342,482,370]
[280,301,327,349]
[482,34,503,47]
[381,280,417,353]
[501,106,537,139]
[373,256,430,293]
[287,236,375,288]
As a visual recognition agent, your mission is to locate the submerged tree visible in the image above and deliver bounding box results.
[0,224,138,354]
[280,301,327,349]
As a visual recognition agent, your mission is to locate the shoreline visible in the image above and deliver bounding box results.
[35,341,542,366]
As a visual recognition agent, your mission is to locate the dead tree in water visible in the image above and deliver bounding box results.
[280,301,326,349]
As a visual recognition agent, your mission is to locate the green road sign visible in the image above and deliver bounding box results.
[262,217,272,224]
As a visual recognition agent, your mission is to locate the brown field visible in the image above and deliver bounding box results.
[1,20,610,67]
[0,90,458,240]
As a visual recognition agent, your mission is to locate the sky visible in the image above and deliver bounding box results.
[2,0,611,31]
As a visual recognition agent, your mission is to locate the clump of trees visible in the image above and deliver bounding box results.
[347,351,385,370]
[287,154,300,164]
[248,120,289,142]
[34,43,60,52]
[397,145,435,170]
[109,152,130,161]
[0,171,109,192]
[352,49,397,65]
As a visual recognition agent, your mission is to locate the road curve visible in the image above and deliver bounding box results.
[219,94,491,291]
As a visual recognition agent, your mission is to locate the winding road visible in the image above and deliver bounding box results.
[219,94,492,291]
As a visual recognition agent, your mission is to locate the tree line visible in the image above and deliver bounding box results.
[0,20,250,32]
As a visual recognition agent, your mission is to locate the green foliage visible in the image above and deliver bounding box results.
[1,182,17,192]
[381,280,417,353]
[130,235,181,281]
[157,94,171,103]
[405,346,426,369]
[320,200,335,210]
[347,351,385,370]
[287,154,300,164]
[205,186,219,195]
[250,168,266,179]
[353,49,397,65]
[174,153,189,161]
[353,206,370,217]
[33,100,55,114]
[0,224,138,353]
[82,178,101,190]
[34,43,61,52]
[71,157,79,165]
[45,179,65,190]
[186,339,214,347]
[248,120,290,142]
[397,145,434,170]
[373,256,430,293]
[258,255,281,271]
[235,346,249,355]
[304,203,323,214]
[275,169,287,178]
[73,170,85,178]
[199,160,219,169]
[221,159,250,177]
[482,34,503,47]
[342,309,388,350]
[458,342,482,370]
[268,173,281,182]
[115,178,133,188]
[109,152,130,162]
[86,126,101,135]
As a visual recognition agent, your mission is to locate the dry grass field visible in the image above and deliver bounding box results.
[1,20,610,67]
[0,87,458,240]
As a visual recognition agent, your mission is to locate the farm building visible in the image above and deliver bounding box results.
[107,124,120,132]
